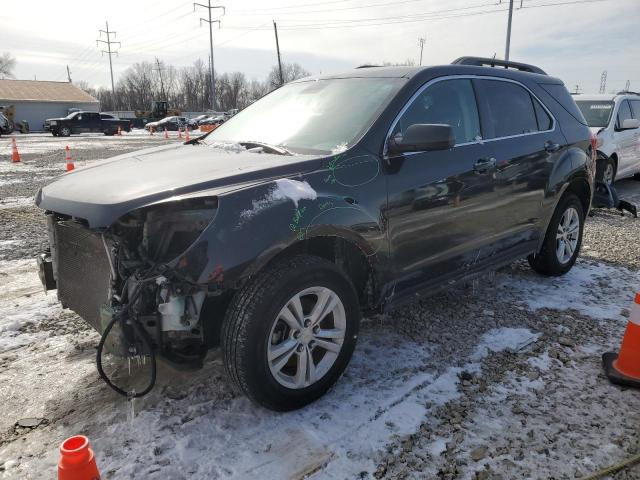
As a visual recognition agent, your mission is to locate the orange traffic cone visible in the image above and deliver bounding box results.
[185,127,190,142]
[149,126,154,136]
[65,146,74,172]
[178,127,183,139]
[58,435,101,480]
[164,127,169,139]
[603,292,640,388]
[11,137,21,163]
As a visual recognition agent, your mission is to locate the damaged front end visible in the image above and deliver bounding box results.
[39,196,219,397]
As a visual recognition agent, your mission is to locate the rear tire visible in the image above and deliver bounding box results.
[528,193,585,276]
[221,254,360,411]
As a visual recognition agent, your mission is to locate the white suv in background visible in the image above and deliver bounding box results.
[575,92,640,184]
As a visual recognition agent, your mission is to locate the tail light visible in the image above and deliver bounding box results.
[590,133,598,163]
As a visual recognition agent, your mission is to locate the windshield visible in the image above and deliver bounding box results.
[204,77,404,154]
[575,101,614,128]
[65,112,79,119]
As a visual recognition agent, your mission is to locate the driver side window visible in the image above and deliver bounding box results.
[394,79,481,145]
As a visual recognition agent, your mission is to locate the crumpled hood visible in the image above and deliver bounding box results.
[36,143,325,228]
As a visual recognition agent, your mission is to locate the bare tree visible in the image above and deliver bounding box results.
[0,53,16,79]
[266,62,311,90]
[77,58,310,113]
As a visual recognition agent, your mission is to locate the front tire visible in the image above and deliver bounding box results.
[59,126,71,137]
[221,254,360,411]
[596,155,616,185]
[528,193,585,276]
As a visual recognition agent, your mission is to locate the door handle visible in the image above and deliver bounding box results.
[474,157,496,173]
[544,140,561,152]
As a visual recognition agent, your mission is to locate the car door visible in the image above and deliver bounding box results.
[628,99,640,174]
[614,100,637,178]
[70,113,83,133]
[84,113,101,133]
[384,77,500,295]
[473,78,563,248]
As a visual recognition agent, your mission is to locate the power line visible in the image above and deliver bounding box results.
[229,0,618,30]
[154,57,166,99]
[504,0,514,61]
[600,71,607,94]
[273,21,284,86]
[194,1,225,110]
[96,21,121,96]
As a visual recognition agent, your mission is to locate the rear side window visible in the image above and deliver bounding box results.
[394,78,481,144]
[533,99,552,130]
[477,80,539,138]
[539,83,588,125]
[617,100,633,128]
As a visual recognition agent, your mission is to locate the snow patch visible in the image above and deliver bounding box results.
[207,141,246,153]
[239,179,317,221]
[331,142,348,154]
[0,196,34,210]
[472,327,541,361]
[272,178,317,207]
[500,261,640,321]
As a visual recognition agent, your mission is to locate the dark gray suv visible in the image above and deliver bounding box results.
[36,57,594,410]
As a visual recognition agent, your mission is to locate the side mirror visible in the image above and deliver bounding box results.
[388,124,455,155]
[621,118,640,130]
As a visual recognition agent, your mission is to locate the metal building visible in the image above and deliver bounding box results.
[0,80,99,131]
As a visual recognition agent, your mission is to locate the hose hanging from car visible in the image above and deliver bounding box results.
[95,278,157,398]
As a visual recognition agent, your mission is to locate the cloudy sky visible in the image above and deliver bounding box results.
[1,0,639,93]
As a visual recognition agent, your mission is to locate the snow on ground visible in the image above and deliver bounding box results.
[499,261,640,321]
[0,260,61,354]
[0,196,34,210]
[1,258,639,479]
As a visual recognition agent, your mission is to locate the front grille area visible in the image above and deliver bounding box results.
[55,221,112,332]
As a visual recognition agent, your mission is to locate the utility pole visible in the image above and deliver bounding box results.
[599,71,607,94]
[273,21,284,86]
[194,1,224,110]
[625,80,631,92]
[66,65,72,83]
[574,84,581,94]
[504,0,514,61]
[96,21,120,97]
[154,57,166,99]
[418,37,426,66]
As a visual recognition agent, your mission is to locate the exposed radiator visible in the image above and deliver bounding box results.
[55,221,112,332]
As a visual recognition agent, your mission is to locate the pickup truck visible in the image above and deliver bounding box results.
[44,112,131,136]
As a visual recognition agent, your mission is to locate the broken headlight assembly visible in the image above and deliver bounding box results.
[97,196,218,398]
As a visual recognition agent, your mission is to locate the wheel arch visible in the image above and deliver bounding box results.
[241,232,379,311]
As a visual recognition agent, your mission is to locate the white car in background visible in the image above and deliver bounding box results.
[575,92,640,184]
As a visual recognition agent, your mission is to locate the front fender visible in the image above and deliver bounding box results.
[168,170,386,288]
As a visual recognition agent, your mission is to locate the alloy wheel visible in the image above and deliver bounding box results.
[555,206,580,264]
[603,163,615,185]
[267,286,346,389]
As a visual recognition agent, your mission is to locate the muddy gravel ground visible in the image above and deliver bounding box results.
[0,134,639,479]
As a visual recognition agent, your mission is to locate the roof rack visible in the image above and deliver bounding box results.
[355,64,382,69]
[451,56,547,75]
[616,90,640,96]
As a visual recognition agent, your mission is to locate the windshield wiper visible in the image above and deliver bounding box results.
[238,141,293,156]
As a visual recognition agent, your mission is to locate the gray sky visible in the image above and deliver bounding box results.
[2,0,639,93]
